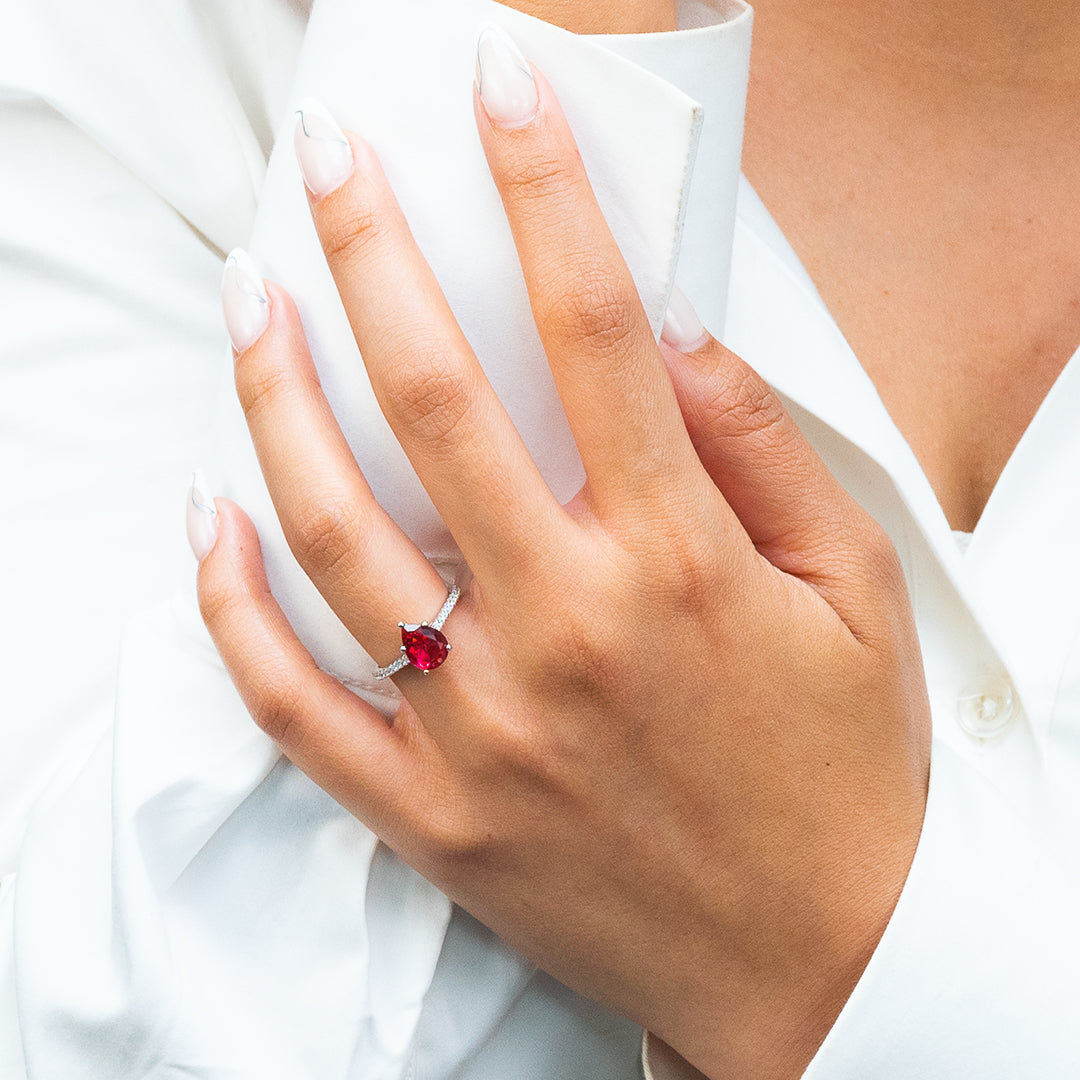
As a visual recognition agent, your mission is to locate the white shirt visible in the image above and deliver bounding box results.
[1,0,1078,1077]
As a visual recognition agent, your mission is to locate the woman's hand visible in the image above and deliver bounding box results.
[196,30,930,1080]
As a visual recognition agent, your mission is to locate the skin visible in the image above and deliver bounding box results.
[742,0,1080,531]
[498,0,678,33]
[198,49,931,1080]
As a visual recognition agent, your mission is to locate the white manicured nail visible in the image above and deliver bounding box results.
[186,469,218,562]
[476,26,538,128]
[221,248,269,354]
[661,286,708,352]
[294,98,354,198]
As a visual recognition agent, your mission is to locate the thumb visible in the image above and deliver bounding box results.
[660,288,895,620]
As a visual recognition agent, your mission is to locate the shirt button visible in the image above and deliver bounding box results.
[956,675,1018,739]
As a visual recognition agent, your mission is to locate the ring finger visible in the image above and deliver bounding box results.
[223,250,451,675]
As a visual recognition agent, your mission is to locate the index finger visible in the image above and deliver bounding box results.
[474,28,702,517]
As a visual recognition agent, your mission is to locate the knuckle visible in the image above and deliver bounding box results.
[547,270,640,358]
[197,573,240,637]
[248,679,307,746]
[650,525,725,601]
[416,800,493,868]
[858,519,905,586]
[383,352,475,450]
[196,576,311,748]
[234,353,293,425]
[288,494,365,579]
[534,590,625,697]
[481,717,550,781]
[706,363,789,444]
[319,203,387,267]
[505,153,577,206]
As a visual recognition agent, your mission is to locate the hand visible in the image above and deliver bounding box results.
[196,30,930,1080]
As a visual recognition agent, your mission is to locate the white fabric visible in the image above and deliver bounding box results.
[2,0,1080,1078]
[952,529,974,555]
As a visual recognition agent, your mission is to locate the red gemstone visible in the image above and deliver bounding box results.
[401,624,450,671]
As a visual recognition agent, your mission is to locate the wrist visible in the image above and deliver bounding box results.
[643,814,923,1080]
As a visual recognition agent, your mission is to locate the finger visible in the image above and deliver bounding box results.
[224,251,447,668]
[293,100,569,579]
[196,497,435,836]
[659,289,896,632]
[473,29,700,515]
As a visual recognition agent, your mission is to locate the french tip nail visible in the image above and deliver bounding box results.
[476,25,538,129]
[187,469,219,562]
[293,96,354,198]
[661,285,709,352]
[221,248,269,354]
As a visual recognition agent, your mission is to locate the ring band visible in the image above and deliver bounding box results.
[373,585,461,679]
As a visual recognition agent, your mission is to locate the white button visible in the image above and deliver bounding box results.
[956,675,1018,739]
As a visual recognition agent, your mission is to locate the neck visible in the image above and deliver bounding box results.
[757,0,1080,89]
[494,0,679,34]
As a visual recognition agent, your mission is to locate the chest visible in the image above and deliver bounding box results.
[806,195,1080,532]
[740,68,1080,532]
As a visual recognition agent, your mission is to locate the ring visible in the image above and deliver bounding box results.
[372,585,461,679]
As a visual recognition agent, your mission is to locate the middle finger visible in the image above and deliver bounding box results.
[473,29,703,518]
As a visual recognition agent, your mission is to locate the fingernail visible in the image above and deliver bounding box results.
[221,248,269,354]
[661,286,708,352]
[186,469,219,562]
[294,97,354,198]
[476,26,538,129]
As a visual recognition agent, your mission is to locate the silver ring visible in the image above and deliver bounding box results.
[372,585,461,679]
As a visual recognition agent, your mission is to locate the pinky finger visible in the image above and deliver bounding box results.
[195,495,432,833]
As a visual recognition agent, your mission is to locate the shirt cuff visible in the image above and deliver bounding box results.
[801,735,1080,1078]
[644,735,1080,1079]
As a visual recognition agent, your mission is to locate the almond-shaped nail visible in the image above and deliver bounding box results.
[476,26,538,128]
[661,286,709,352]
[186,469,218,562]
[221,248,269,354]
[294,97,354,198]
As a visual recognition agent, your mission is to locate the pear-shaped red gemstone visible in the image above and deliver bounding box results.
[401,624,450,671]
